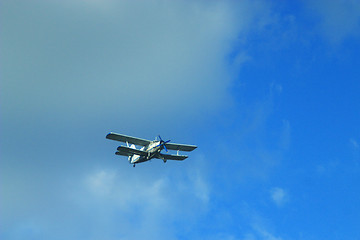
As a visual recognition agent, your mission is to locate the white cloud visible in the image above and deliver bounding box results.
[270,187,288,207]
[83,169,171,208]
[2,0,272,129]
[65,162,211,239]
[1,161,211,239]
[85,169,117,197]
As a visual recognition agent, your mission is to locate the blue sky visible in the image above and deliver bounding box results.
[1,0,360,239]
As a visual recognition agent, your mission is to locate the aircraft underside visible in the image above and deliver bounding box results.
[106,132,197,167]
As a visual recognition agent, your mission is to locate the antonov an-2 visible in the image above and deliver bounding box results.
[106,132,197,167]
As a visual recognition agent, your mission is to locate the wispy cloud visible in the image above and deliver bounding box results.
[241,211,286,240]
[350,138,360,164]
[350,138,359,149]
[304,0,360,43]
[253,226,283,240]
[270,187,288,207]
[279,119,291,150]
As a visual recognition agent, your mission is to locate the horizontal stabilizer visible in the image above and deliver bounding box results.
[115,151,131,156]
[117,145,147,156]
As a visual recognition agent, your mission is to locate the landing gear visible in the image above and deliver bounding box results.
[133,164,135,167]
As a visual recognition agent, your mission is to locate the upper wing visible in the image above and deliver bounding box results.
[165,143,197,152]
[106,132,151,146]
[116,146,147,156]
[159,153,188,161]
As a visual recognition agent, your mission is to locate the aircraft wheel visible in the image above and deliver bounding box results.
[133,164,135,167]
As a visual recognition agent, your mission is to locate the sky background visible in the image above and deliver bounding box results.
[1,0,360,239]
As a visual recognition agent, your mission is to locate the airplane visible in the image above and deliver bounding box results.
[106,132,197,167]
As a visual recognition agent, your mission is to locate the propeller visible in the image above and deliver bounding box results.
[158,135,170,152]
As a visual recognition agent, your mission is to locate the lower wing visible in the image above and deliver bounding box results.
[165,143,197,152]
[159,153,188,161]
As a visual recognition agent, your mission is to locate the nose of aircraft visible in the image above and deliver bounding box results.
[157,135,171,152]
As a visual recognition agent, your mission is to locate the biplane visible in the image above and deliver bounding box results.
[106,132,197,167]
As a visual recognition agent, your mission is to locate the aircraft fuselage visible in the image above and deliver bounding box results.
[130,141,163,164]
